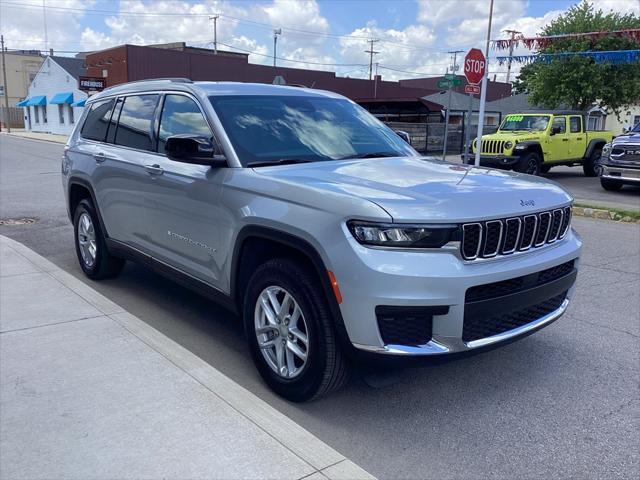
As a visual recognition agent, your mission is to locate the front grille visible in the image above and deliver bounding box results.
[611,144,640,163]
[465,260,575,302]
[376,306,448,346]
[462,292,567,342]
[481,140,505,154]
[460,206,572,260]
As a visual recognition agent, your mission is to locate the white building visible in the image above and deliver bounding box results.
[17,56,87,136]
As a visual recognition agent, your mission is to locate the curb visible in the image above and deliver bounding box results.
[0,131,67,145]
[0,235,376,480]
[573,205,640,223]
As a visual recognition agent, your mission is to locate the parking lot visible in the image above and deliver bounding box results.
[1,134,638,479]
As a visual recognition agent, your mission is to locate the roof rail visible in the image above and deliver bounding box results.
[100,77,193,93]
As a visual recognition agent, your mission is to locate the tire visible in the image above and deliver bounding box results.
[600,178,623,191]
[73,198,125,279]
[515,152,541,175]
[583,147,603,177]
[540,164,552,174]
[243,258,349,402]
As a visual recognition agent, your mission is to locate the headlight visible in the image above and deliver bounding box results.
[504,141,513,150]
[602,143,612,157]
[347,221,458,248]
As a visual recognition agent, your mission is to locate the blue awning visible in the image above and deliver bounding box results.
[16,98,29,107]
[71,99,86,107]
[25,95,47,106]
[49,92,74,104]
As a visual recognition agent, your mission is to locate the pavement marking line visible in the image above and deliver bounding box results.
[0,234,376,480]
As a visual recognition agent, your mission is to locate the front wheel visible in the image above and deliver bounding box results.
[600,178,623,191]
[244,258,349,402]
[583,147,603,177]
[515,152,541,175]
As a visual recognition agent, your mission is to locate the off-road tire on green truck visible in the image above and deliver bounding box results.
[515,152,541,176]
[583,147,603,177]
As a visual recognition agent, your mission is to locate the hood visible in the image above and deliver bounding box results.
[253,157,573,223]
[613,131,640,145]
[484,130,543,141]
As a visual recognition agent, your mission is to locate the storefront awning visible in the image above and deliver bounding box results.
[71,99,86,107]
[16,98,29,107]
[25,95,47,106]
[49,92,74,104]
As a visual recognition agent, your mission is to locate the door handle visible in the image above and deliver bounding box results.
[576,137,583,140]
[562,138,569,142]
[92,152,112,163]
[145,164,164,175]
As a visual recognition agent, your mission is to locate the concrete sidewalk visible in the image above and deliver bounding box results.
[0,235,374,480]
[1,129,68,144]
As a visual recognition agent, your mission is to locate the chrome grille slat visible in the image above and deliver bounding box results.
[460,207,572,261]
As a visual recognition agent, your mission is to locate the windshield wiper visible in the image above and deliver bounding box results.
[337,151,401,160]
[247,158,313,168]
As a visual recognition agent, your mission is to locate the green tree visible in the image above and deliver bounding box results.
[513,1,640,113]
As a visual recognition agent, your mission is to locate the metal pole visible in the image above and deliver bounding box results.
[374,62,379,98]
[42,0,48,53]
[504,29,520,84]
[1,35,11,133]
[463,93,473,164]
[273,29,281,68]
[442,50,462,161]
[474,0,494,167]
[210,15,219,54]
[365,39,379,80]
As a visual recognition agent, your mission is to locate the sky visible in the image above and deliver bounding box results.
[1,0,638,82]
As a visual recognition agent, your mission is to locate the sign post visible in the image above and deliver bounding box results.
[463,48,487,167]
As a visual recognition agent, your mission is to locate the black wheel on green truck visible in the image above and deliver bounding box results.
[583,146,603,177]
[515,152,541,176]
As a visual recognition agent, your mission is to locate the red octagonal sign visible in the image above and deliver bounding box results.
[464,48,486,85]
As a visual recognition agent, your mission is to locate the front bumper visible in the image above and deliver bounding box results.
[601,163,640,184]
[333,228,582,357]
[461,154,520,168]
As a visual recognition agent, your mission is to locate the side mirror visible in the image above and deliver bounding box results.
[165,134,227,167]
[551,125,562,136]
[395,130,411,144]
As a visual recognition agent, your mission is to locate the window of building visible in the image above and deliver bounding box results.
[157,94,212,153]
[81,98,115,141]
[569,116,581,133]
[34,105,39,123]
[68,105,75,124]
[552,117,566,134]
[58,105,65,125]
[42,106,47,124]
[114,94,159,151]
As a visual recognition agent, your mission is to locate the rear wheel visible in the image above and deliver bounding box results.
[583,147,603,177]
[73,199,125,279]
[600,178,623,191]
[244,258,349,402]
[515,152,541,175]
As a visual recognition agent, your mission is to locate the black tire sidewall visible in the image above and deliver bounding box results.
[73,199,106,278]
[243,260,332,402]
[600,178,623,191]
[517,153,540,175]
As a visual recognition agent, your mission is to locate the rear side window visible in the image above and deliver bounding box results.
[157,94,212,152]
[569,116,582,133]
[114,94,159,151]
[552,117,566,134]
[81,98,115,141]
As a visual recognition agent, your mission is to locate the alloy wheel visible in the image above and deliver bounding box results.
[254,286,309,379]
[77,212,97,267]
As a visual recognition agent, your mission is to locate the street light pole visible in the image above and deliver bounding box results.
[1,35,11,133]
[273,29,281,67]
[442,50,463,161]
[474,0,494,167]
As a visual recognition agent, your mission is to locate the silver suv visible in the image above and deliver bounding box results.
[62,80,582,401]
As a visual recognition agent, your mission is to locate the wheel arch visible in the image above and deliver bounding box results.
[585,139,606,159]
[67,177,110,238]
[514,141,544,160]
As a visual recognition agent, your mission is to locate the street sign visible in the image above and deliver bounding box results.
[451,77,463,87]
[464,84,480,94]
[464,48,486,85]
[438,78,462,89]
[437,79,451,89]
[444,73,456,80]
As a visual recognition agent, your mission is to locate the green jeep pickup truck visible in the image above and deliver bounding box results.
[464,111,613,176]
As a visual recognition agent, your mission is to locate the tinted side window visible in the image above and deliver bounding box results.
[552,117,566,134]
[158,94,212,152]
[569,116,581,133]
[106,98,124,144]
[81,98,115,141]
[114,94,159,151]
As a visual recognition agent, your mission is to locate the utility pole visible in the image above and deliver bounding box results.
[1,35,10,133]
[210,15,220,54]
[503,29,521,84]
[474,0,495,167]
[42,0,48,53]
[273,28,281,67]
[442,50,463,160]
[374,62,379,98]
[365,39,379,80]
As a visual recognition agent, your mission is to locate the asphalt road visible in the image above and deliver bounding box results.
[1,134,639,479]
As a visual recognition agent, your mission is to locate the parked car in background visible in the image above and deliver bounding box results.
[464,111,613,176]
[598,122,640,191]
[62,80,582,401]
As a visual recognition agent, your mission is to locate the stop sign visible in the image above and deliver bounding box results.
[464,48,486,85]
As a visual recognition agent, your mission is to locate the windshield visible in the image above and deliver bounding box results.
[632,122,640,133]
[499,115,550,132]
[209,95,417,166]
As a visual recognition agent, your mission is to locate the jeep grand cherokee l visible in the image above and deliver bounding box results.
[62,80,582,401]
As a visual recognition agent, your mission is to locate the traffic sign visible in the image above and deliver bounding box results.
[464,48,486,85]
[464,84,480,94]
[437,79,451,89]
[451,77,463,87]
[444,73,456,80]
[438,78,462,89]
